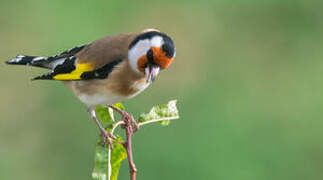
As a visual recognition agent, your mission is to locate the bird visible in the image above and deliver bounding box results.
[5,28,176,145]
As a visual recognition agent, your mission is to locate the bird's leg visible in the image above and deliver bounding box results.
[87,108,114,148]
[108,105,139,132]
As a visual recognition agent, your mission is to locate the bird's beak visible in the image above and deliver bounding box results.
[145,64,160,83]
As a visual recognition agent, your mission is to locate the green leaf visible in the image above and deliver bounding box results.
[110,137,127,180]
[113,103,125,111]
[92,142,109,180]
[95,105,114,129]
[138,100,179,126]
[92,137,127,180]
[95,103,124,131]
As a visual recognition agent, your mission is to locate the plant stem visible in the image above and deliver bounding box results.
[138,116,179,127]
[124,124,137,180]
[108,105,179,180]
[109,105,137,180]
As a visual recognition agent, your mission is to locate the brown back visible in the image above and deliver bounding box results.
[76,32,138,68]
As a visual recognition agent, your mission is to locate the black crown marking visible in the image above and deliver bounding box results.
[162,43,175,58]
[129,31,175,58]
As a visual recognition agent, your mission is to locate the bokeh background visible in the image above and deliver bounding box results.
[1,0,323,179]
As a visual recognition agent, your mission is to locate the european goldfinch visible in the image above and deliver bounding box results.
[6,29,176,143]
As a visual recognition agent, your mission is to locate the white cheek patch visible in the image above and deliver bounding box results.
[128,39,150,74]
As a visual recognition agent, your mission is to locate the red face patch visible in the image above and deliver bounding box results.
[137,47,174,73]
[137,55,148,73]
[151,47,173,69]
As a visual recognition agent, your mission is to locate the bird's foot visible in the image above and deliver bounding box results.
[99,128,115,149]
[122,111,139,132]
[108,105,139,132]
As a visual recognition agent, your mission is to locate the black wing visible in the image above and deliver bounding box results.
[6,45,86,69]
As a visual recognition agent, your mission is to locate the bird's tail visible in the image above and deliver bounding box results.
[5,55,51,69]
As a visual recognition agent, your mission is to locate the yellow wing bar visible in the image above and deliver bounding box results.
[53,63,93,80]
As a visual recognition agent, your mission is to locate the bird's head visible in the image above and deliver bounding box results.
[128,29,176,83]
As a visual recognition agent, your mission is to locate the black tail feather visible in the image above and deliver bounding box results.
[32,73,55,80]
[5,55,50,68]
[6,44,87,81]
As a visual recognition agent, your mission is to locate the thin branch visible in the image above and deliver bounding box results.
[107,107,124,180]
[124,122,137,180]
[108,105,125,115]
[107,105,179,180]
[107,146,112,180]
[106,106,115,180]
[111,120,125,135]
[138,116,179,127]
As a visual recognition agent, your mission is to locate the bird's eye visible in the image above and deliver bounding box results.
[146,49,154,64]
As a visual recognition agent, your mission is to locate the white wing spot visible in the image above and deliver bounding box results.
[32,57,47,61]
[8,56,24,63]
[50,58,65,68]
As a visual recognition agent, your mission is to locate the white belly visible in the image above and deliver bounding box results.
[78,92,125,107]
[77,81,150,108]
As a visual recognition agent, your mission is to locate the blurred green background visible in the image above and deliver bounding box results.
[1,0,323,179]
